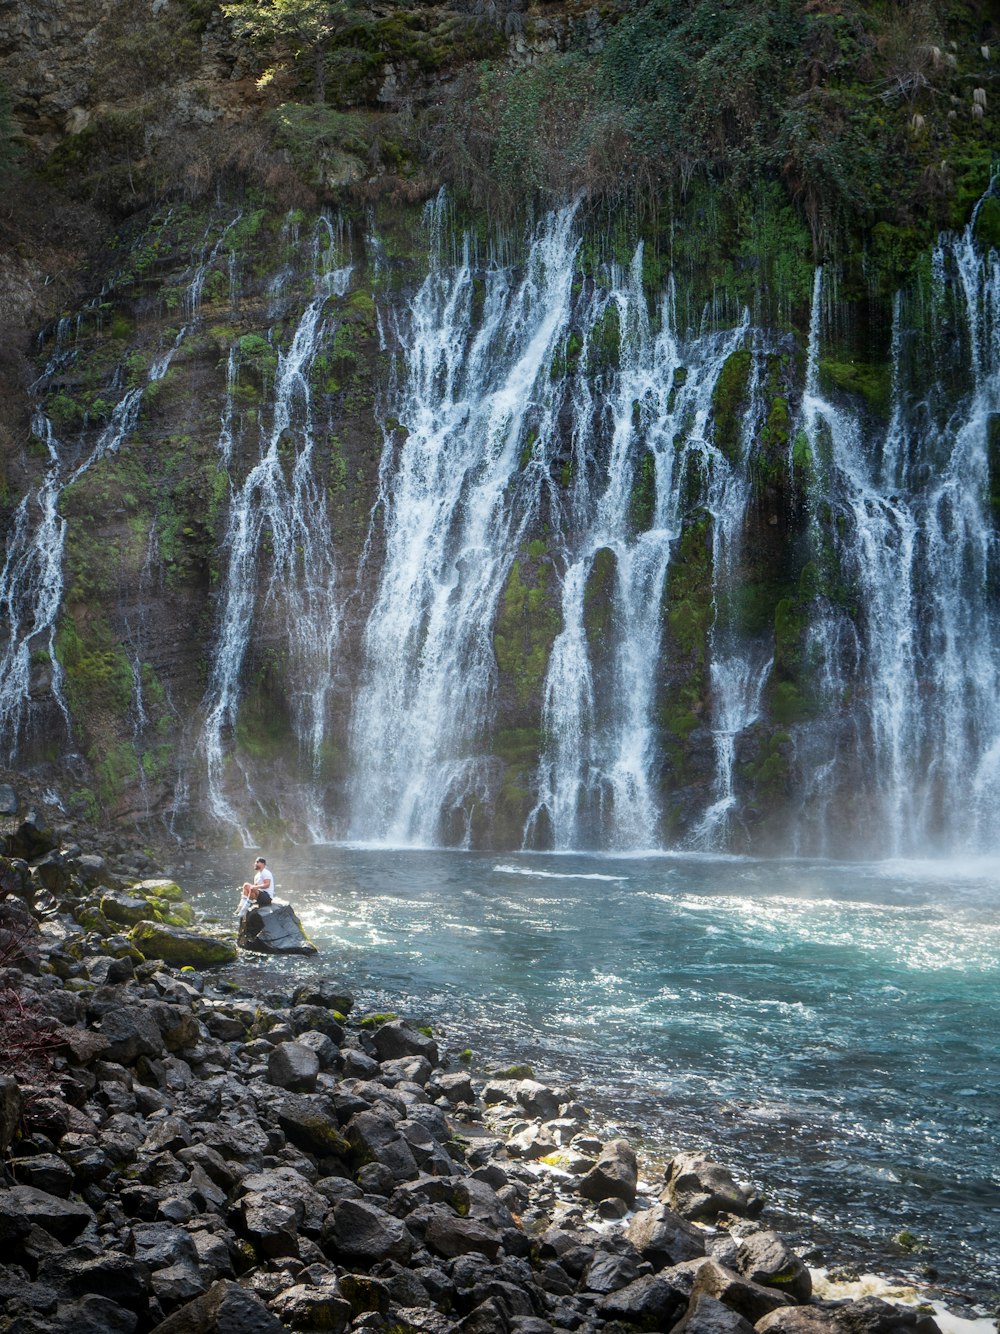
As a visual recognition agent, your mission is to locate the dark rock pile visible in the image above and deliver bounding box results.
[0,807,949,1334]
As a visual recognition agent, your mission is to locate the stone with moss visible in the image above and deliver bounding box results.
[133,878,186,902]
[129,921,237,967]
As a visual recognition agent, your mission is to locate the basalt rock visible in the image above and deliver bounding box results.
[238,902,317,956]
[665,1151,757,1221]
[129,921,237,968]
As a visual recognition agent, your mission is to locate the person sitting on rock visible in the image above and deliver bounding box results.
[240,856,274,909]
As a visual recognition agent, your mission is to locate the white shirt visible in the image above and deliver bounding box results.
[254,867,274,897]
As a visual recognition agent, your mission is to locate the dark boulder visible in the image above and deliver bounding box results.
[665,1151,756,1221]
[148,1278,287,1332]
[238,902,316,955]
[578,1138,638,1206]
[736,1230,812,1304]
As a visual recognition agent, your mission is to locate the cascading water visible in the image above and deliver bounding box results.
[350,204,774,851]
[528,252,752,850]
[0,216,241,765]
[794,201,1000,855]
[690,342,774,849]
[201,215,351,842]
[347,201,582,845]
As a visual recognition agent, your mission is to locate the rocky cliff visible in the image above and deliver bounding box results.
[0,1,998,854]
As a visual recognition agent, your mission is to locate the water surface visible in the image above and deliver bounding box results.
[189,848,1000,1305]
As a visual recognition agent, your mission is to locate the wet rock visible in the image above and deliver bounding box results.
[436,1071,475,1105]
[130,1221,201,1271]
[272,1091,352,1158]
[665,1151,755,1222]
[736,1230,812,1304]
[270,1277,352,1330]
[288,1003,344,1042]
[98,1005,166,1065]
[832,1297,943,1334]
[626,1202,707,1268]
[31,850,73,893]
[291,980,354,1014]
[86,954,135,985]
[101,891,158,927]
[0,1074,23,1151]
[0,782,18,815]
[425,1209,502,1259]
[5,1184,95,1241]
[129,922,237,968]
[322,1197,414,1265]
[6,809,57,859]
[691,1258,793,1323]
[578,1139,638,1206]
[581,1242,648,1294]
[595,1271,689,1327]
[371,1018,439,1065]
[11,1153,75,1197]
[757,1308,839,1334]
[238,902,317,955]
[345,1106,420,1181]
[677,1291,760,1334]
[36,1249,152,1311]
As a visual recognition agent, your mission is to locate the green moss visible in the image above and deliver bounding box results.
[360,1012,397,1027]
[712,348,752,462]
[492,1062,534,1079]
[666,515,713,661]
[818,357,892,419]
[988,414,1000,530]
[975,196,1000,251]
[630,451,656,534]
[494,557,560,709]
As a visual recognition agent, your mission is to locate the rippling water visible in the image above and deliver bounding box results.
[187,848,1000,1305]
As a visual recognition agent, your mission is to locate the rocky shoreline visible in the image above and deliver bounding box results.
[0,793,985,1334]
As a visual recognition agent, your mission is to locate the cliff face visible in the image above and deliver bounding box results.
[0,2,998,855]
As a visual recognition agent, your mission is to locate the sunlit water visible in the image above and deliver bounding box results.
[188,848,1000,1305]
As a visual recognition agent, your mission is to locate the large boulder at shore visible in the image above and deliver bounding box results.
[665,1151,756,1221]
[736,1229,812,1304]
[238,902,317,955]
[579,1139,639,1206]
[129,921,237,967]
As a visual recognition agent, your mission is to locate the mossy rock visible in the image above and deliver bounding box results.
[133,877,185,902]
[100,890,156,927]
[74,905,112,935]
[491,1062,534,1079]
[818,357,891,419]
[129,920,237,967]
[973,196,1000,251]
[712,347,752,462]
[149,897,195,927]
[359,1012,397,1027]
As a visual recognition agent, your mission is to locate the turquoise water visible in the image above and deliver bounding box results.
[191,849,1000,1305]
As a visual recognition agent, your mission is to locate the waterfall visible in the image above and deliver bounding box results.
[690,342,774,849]
[795,208,1000,854]
[0,416,71,753]
[0,216,241,765]
[350,204,761,851]
[201,216,352,842]
[347,203,582,846]
[528,254,752,851]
